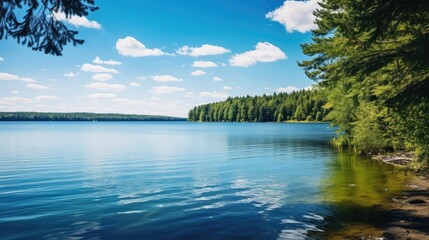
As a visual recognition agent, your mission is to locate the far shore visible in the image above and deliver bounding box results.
[191,120,329,123]
[0,112,186,121]
[284,120,328,123]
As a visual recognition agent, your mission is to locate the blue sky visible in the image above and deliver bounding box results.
[0,0,319,117]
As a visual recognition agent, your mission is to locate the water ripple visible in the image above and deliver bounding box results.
[0,122,346,240]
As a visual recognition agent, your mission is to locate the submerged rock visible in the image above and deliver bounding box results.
[404,197,426,205]
[383,227,408,240]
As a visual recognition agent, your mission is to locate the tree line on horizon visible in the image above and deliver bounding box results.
[2,1,428,166]
[189,0,429,166]
[188,90,329,122]
[0,112,185,121]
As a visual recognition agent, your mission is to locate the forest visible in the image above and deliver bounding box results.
[188,90,328,122]
[190,0,429,166]
[0,112,186,121]
[297,0,429,165]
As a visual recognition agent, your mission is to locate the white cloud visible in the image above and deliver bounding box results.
[54,12,101,29]
[35,95,58,101]
[266,0,319,33]
[81,64,119,74]
[86,93,117,99]
[0,57,3,61]
[223,85,232,90]
[92,73,113,81]
[199,91,229,99]
[64,72,76,77]
[229,42,287,67]
[129,82,141,87]
[137,76,146,80]
[93,56,122,65]
[26,83,50,90]
[20,78,37,83]
[192,60,218,68]
[10,90,19,94]
[165,100,182,108]
[177,44,230,57]
[151,75,182,82]
[190,70,207,76]
[116,36,173,57]
[0,72,36,82]
[111,98,145,105]
[149,96,162,101]
[150,86,186,94]
[0,97,34,104]
[213,76,223,81]
[85,82,127,92]
[184,92,194,98]
[277,86,299,93]
[304,84,317,90]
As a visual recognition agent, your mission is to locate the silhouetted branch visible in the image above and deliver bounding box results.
[0,0,98,56]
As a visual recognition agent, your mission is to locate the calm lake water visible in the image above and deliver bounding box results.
[0,122,408,239]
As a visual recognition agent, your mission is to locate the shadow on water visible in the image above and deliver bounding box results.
[314,151,411,239]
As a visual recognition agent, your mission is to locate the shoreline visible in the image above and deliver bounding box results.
[383,173,429,239]
[189,120,330,123]
[365,154,429,239]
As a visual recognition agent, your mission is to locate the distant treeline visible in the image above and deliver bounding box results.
[188,90,329,122]
[0,112,186,121]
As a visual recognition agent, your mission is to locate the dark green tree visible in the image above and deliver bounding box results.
[0,112,185,121]
[0,0,98,55]
[188,90,328,123]
[299,0,429,163]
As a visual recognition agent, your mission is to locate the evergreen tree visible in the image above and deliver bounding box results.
[0,0,98,55]
[188,90,329,123]
[299,0,429,163]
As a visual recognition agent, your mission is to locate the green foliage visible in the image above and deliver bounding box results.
[188,90,329,123]
[0,0,98,56]
[300,0,429,164]
[351,102,389,152]
[0,112,186,121]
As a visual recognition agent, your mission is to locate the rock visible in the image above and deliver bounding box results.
[404,197,426,204]
[383,227,409,240]
[349,183,357,187]
[406,184,419,189]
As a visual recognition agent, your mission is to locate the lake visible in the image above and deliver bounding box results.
[0,122,408,239]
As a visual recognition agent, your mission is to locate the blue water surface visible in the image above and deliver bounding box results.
[0,122,404,239]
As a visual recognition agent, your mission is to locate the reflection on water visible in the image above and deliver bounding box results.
[319,151,409,239]
[0,122,408,240]
[323,151,406,206]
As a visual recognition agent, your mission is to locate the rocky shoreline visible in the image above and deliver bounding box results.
[371,153,429,239]
[382,174,429,239]
[371,152,416,167]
